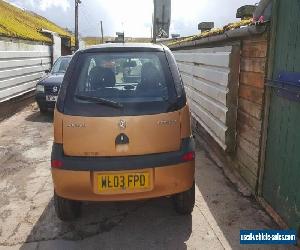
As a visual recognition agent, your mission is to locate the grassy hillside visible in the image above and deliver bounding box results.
[0,0,73,43]
[83,37,108,46]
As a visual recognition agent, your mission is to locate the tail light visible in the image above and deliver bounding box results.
[182,151,195,162]
[51,160,63,168]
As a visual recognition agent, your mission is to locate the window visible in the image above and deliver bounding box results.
[74,52,170,103]
[51,57,72,74]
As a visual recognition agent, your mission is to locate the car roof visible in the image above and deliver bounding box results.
[80,43,165,53]
[59,55,72,59]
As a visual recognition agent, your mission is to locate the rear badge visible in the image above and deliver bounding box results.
[53,86,58,93]
[157,120,177,126]
[118,120,127,130]
[66,123,86,128]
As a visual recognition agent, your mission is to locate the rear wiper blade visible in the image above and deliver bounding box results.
[75,94,123,109]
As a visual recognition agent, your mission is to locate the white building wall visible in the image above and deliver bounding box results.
[52,34,61,63]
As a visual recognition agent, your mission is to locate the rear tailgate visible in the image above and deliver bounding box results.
[62,111,181,157]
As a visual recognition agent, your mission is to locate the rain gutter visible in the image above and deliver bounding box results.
[168,24,268,50]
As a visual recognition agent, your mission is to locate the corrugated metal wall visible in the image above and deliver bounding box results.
[0,39,51,102]
[174,46,240,151]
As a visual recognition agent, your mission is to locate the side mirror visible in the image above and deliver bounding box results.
[45,69,50,74]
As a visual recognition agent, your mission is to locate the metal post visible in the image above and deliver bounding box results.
[100,21,104,44]
[75,0,81,51]
[152,0,157,43]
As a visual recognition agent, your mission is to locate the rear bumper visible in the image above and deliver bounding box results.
[35,94,56,109]
[52,162,195,201]
[51,137,195,201]
[51,137,195,171]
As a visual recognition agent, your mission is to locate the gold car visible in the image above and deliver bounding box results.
[51,43,195,220]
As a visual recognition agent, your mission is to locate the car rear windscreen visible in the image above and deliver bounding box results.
[63,51,178,116]
[75,52,172,103]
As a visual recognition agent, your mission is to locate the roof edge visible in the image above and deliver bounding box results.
[168,24,268,50]
[0,34,52,45]
[81,43,164,53]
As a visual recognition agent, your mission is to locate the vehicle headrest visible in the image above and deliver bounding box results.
[89,66,116,89]
[140,62,161,87]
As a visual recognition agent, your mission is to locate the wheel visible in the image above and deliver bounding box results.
[54,192,81,221]
[173,182,195,215]
[38,105,48,114]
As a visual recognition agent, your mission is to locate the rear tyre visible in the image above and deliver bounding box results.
[173,182,195,215]
[54,192,81,221]
[38,105,48,114]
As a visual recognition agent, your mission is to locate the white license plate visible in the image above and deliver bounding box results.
[46,95,57,102]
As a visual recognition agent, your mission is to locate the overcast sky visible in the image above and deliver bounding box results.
[6,0,258,38]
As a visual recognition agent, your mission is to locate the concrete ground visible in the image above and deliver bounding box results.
[0,104,296,250]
